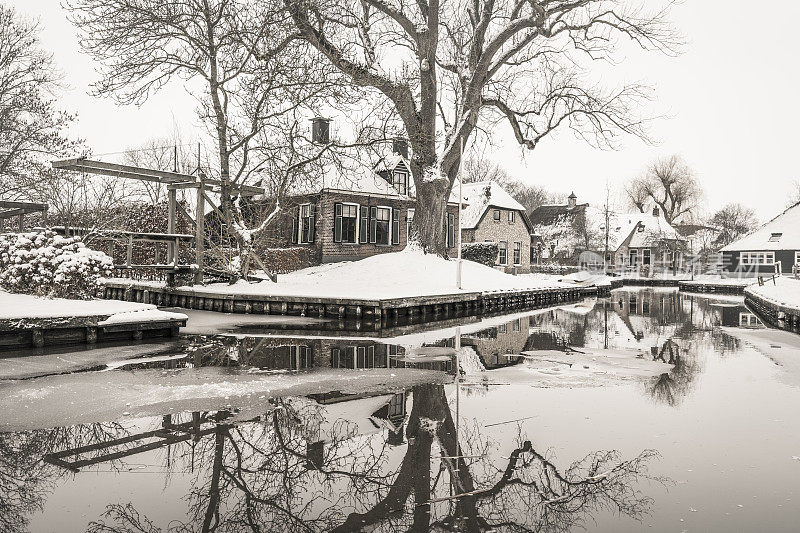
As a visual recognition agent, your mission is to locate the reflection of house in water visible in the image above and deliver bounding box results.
[717,304,764,329]
[462,316,529,368]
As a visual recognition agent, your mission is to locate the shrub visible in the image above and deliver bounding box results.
[462,242,499,267]
[0,230,113,299]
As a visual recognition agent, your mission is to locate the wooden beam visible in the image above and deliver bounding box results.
[167,182,201,191]
[0,200,47,211]
[52,158,192,183]
[0,208,28,219]
[167,188,177,263]
[195,184,205,283]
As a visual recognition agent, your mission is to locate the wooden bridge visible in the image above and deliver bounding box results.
[52,157,266,284]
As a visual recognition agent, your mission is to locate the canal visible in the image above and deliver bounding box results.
[1,288,798,532]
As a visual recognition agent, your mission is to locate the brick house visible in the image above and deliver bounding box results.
[529,192,591,264]
[263,155,460,269]
[459,181,533,272]
[602,207,686,275]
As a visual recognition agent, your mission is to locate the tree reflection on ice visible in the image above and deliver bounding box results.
[64,384,664,533]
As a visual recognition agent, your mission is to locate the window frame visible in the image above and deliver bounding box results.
[334,202,359,244]
[508,210,515,223]
[795,251,800,266]
[392,207,401,245]
[446,212,455,248]
[359,205,369,244]
[493,209,501,222]
[392,170,409,195]
[513,241,521,265]
[373,206,391,246]
[298,203,316,244]
[740,251,775,265]
[498,240,508,265]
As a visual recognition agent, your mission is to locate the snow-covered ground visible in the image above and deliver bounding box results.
[108,248,572,300]
[0,290,187,324]
[721,326,800,387]
[745,276,800,312]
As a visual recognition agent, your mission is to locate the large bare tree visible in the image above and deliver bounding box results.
[66,0,353,279]
[624,154,702,224]
[709,202,757,249]
[286,0,679,255]
[0,4,77,200]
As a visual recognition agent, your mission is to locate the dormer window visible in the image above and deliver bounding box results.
[392,170,408,195]
[768,232,782,242]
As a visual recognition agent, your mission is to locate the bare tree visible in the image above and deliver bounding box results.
[0,4,77,200]
[709,202,758,248]
[625,154,702,224]
[789,179,800,207]
[66,0,353,280]
[286,0,679,255]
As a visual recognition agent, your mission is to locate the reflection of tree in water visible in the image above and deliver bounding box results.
[0,422,127,533]
[85,385,663,532]
[648,339,702,407]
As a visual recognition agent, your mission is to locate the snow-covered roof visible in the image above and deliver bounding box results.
[323,163,410,198]
[720,201,800,252]
[602,210,683,251]
[457,181,527,229]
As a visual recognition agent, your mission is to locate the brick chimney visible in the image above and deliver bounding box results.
[392,138,409,159]
[568,192,577,209]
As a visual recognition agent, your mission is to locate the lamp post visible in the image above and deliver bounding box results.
[456,136,463,289]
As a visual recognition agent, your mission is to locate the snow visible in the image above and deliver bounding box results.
[745,276,800,313]
[720,201,800,252]
[0,367,447,431]
[0,290,187,324]
[0,290,151,320]
[150,247,571,300]
[458,181,526,229]
[721,326,800,387]
[98,308,188,325]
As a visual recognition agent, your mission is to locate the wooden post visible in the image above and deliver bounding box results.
[167,188,177,263]
[18,213,24,232]
[126,235,133,267]
[195,184,205,283]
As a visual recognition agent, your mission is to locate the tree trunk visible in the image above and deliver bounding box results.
[412,179,450,256]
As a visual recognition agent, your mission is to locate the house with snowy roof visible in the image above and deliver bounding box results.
[719,201,800,276]
[601,207,686,275]
[529,192,591,263]
[260,140,460,270]
[458,181,534,272]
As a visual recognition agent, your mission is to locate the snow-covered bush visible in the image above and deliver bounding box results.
[462,242,499,266]
[0,230,113,299]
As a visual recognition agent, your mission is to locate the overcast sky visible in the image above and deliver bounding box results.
[19,0,800,219]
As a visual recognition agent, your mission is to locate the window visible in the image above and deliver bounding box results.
[392,171,408,195]
[290,345,313,370]
[493,209,501,221]
[512,319,521,332]
[359,205,369,243]
[356,345,376,368]
[298,204,315,244]
[331,347,355,369]
[508,211,515,223]
[498,323,506,333]
[407,208,415,239]
[392,208,401,245]
[796,251,800,266]
[334,203,358,243]
[498,241,508,265]
[371,206,390,245]
[769,233,783,242]
[513,242,521,265]
[740,252,775,265]
[629,250,638,265]
[642,249,651,265]
[446,212,455,248]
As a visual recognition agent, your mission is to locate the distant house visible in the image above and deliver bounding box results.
[529,192,591,264]
[458,181,534,272]
[260,154,460,271]
[602,207,686,275]
[719,201,800,276]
